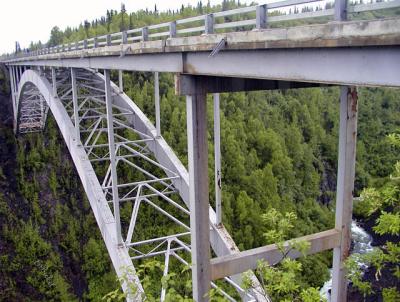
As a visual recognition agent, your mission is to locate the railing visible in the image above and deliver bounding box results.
[3,0,400,60]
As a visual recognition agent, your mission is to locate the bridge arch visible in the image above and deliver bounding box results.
[13,68,259,301]
[15,69,144,300]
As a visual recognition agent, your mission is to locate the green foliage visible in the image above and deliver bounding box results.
[243,209,326,301]
[1,2,399,301]
[346,132,400,299]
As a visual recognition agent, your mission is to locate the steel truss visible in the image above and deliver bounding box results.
[12,66,264,301]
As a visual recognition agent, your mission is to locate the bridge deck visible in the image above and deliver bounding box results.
[11,18,400,59]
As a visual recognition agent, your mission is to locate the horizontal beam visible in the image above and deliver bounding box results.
[7,46,400,88]
[183,47,400,88]
[175,74,326,95]
[210,228,341,280]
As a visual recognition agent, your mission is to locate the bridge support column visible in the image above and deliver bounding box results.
[52,68,57,98]
[331,86,358,302]
[213,93,222,225]
[71,68,80,142]
[8,66,17,128]
[186,87,211,302]
[105,69,123,245]
[154,72,161,137]
[119,70,123,93]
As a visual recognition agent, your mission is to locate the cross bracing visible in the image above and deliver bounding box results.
[12,67,264,301]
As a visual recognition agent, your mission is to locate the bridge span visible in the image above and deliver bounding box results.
[2,0,400,301]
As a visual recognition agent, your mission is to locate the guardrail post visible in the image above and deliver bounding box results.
[122,31,128,44]
[142,27,149,41]
[205,14,214,34]
[94,37,98,48]
[335,0,348,21]
[256,4,268,29]
[83,39,88,49]
[106,34,112,46]
[75,41,79,50]
[169,21,177,38]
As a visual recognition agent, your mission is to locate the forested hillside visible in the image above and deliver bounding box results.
[1,1,400,301]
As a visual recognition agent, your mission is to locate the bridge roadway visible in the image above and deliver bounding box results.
[2,3,400,302]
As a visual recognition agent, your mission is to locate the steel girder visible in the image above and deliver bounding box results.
[8,46,400,88]
[14,67,266,301]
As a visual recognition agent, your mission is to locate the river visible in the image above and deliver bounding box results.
[320,220,374,301]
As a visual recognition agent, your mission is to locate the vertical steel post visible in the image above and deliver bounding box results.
[331,86,358,302]
[335,0,348,21]
[71,68,80,142]
[104,69,123,245]
[186,91,211,302]
[169,21,177,38]
[10,66,16,100]
[213,93,222,225]
[119,70,123,93]
[256,4,267,29]
[142,27,149,41]
[11,66,18,124]
[9,67,17,123]
[154,72,161,137]
[205,14,214,34]
[122,31,128,44]
[51,67,57,97]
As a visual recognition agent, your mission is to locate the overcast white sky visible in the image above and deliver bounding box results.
[0,0,260,54]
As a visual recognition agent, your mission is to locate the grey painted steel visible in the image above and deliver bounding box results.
[169,21,177,38]
[71,68,80,142]
[7,46,400,88]
[154,72,161,137]
[186,93,211,302]
[183,48,400,88]
[3,0,399,61]
[95,71,267,301]
[175,74,326,95]
[335,0,348,21]
[331,87,358,302]
[51,68,57,97]
[205,14,214,34]
[8,67,17,129]
[104,69,123,246]
[213,93,222,226]
[210,229,341,280]
[256,4,267,29]
[118,70,123,93]
[15,69,144,300]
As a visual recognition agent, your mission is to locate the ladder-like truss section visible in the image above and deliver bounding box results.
[14,67,265,301]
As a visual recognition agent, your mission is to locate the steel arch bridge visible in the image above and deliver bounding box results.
[13,67,265,301]
[3,0,400,300]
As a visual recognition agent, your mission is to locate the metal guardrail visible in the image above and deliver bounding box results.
[3,0,400,60]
